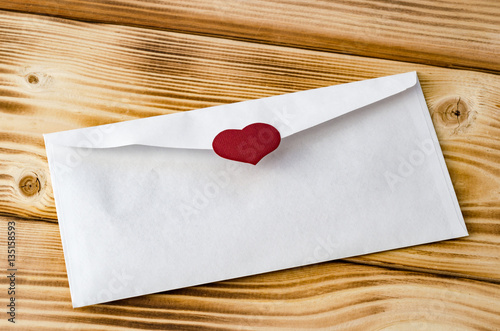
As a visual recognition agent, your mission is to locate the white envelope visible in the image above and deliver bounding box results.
[44,72,468,308]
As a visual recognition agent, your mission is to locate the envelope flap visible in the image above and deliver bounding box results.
[44,72,418,149]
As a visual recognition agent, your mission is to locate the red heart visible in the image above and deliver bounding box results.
[212,123,281,165]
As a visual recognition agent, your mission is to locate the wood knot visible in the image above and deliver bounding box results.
[431,97,476,134]
[26,73,40,85]
[23,71,52,90]
[19,172,41,197]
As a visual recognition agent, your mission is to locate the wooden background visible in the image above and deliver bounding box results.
[0,0,499,329]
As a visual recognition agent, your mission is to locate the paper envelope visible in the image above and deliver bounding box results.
[44,71,468,307]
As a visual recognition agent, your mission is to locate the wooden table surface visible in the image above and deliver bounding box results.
[0,1,499,330]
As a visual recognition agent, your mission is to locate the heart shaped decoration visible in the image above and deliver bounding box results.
[212,123,281,165]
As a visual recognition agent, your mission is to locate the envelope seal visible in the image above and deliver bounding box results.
[212,123,281,165]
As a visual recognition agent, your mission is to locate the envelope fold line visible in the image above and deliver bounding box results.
[43,72,418,150]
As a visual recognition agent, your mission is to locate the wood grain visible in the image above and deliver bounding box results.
[0,9,499,284]
[1,0,499,73]
[1,216,499,330]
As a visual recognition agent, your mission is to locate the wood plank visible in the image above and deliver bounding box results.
[1,216,499,330]
[0,11,499,281]
[0,0,499,73]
